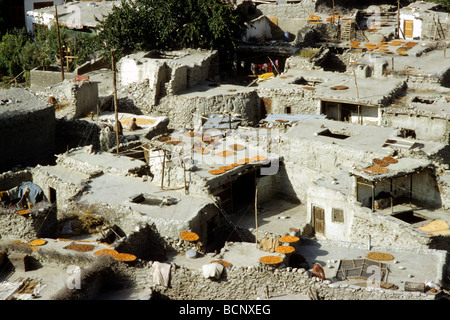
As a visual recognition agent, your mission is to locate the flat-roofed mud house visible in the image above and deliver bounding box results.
[274,117,450,250]
[0,88,55,172]
[257,68,406,125]
[399,1,450,41]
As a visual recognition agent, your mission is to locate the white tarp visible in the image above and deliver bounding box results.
[0,281,22,300]
[152,261,171,287]
[202,262,224,280]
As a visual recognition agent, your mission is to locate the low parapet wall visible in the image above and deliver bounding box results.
[30,67,76,92]
[0,202,57,241]
[30,58,106,92]
[141,262,438,300]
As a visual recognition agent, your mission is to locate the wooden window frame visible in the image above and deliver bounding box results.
[332,208,344,223]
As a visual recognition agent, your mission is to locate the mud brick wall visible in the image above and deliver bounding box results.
[0,96,56,172]
[0,169,33,190]
[30,68,77,92]
[127,263,437,300]
[0,202,57,241]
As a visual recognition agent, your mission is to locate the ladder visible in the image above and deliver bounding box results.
[432,15,446,40]
[211,197,248,242]
[340,21,355,41]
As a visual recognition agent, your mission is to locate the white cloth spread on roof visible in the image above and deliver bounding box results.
[152,261,171,287]
[202,262,224,280]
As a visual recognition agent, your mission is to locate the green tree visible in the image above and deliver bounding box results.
[96,0,246,63]
[0,29,40,82]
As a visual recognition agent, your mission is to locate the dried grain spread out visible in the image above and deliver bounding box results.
[180,231,199,242]
[113,253,137,262]
[64,243,95,252]
[208,169,226,175]
[278,235,300,243]
[259,256,283,265]
[94,249,119,257]
[275,245,295,254]
[29,239,47,246]
[366,252,394,261]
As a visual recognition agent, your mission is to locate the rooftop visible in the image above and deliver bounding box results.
[27,0,121,29]
[0,88,51,119]
[258,69,405,107]
[284,118,444,157]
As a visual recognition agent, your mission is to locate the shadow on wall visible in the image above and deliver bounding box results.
[113,224,169,261]
[440,68,450,88]
[276,161,302,205]
[100,96,146,116]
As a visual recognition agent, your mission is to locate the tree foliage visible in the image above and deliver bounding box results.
[0,25,101,84]
[96,0,246,62]
[428,0,450,10]
[0,29,40,81]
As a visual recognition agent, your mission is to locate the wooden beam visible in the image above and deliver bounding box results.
[55,5,64,82]
[255,171,258,247]
[161,149,166,190]
[111,49,120,154]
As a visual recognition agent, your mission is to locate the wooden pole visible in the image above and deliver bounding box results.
[54,5,64,82]
[357,105,361,124]
[410,174,413,207]
[111,49,120,154]
[353,69,360,99]
[183,160,187,195]
[332,0,335,23]
[255,171,258,247]
[390,178,394,214]
[397,0,400,39]
[371,181,375,212]
[161,149,166,190]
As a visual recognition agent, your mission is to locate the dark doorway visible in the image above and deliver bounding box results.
[232,171,256,214]
[49,187,56,204]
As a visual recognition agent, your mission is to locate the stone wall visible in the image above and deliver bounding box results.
[132,261,437,300]
[257,86,320,115]
[0,202,57,241]
[72,81,99,118]
[155,90,263,130]
[75,58,109,76]
[0,97,55,172]
[30,67,77,92]
[256,1,317,36]
[83,200,217,248]
[30,58,106,93]
[382,110,450,144]
[55,118,101,154]
[350,207,434,249]
[278,136,374,202]
[419,14,450,41]
[117,49,219,112]
[0,169,33,191]
[31,166,88,213]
